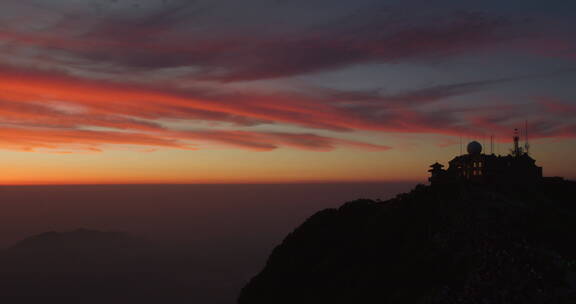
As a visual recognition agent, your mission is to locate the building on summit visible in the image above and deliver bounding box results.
[429,129,543,186]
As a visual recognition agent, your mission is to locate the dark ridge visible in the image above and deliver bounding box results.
[9,228,139,252]
[0,229,198,298]
[238,180,576,304]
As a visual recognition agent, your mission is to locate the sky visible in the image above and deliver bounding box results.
[0,0,575,184]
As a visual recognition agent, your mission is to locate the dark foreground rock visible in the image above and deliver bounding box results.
[239,181,576,304]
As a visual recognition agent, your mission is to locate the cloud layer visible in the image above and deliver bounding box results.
[0,0,574,153]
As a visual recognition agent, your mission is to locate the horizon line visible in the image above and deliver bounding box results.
[0,180,423,186]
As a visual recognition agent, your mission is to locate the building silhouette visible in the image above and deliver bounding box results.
[429,130,543,186]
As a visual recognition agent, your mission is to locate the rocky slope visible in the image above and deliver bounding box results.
[239,181,576,304]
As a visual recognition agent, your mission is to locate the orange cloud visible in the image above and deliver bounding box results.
[0,126,190,152]
[0,63,572,154]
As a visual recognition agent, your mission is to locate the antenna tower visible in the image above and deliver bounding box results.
[524,120,530,155]
[490,135,494,154]
[513,128,522,156]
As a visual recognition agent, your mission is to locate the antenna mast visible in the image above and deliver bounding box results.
[525,120,530,155]
[490,135,494,154]
[513,128,522,156]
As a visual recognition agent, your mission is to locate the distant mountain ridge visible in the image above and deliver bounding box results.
[239,180,576,304]
[0,228,198,298]
[9,228,140,252]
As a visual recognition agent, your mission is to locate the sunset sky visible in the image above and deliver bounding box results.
[0,0,575,184]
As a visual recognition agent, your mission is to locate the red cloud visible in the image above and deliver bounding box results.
[0,126,190,152]
[0,64,395,153]
[170,131,392,152]
[539,98,576,116]
[0,125,390,153]
[0,62,572,153]
[0,1,572,158]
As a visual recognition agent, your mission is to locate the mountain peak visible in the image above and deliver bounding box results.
[239,180,576,304]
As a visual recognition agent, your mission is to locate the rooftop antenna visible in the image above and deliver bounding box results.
[525,120,530,155]
[490,134,494,154]
[513,128,521,156]
[459,135,462,155]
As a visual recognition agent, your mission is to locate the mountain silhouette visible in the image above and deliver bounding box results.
[0,229,202,299]
[238,180,576,304]
[10,228,139,252]
[0,229,154,273]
